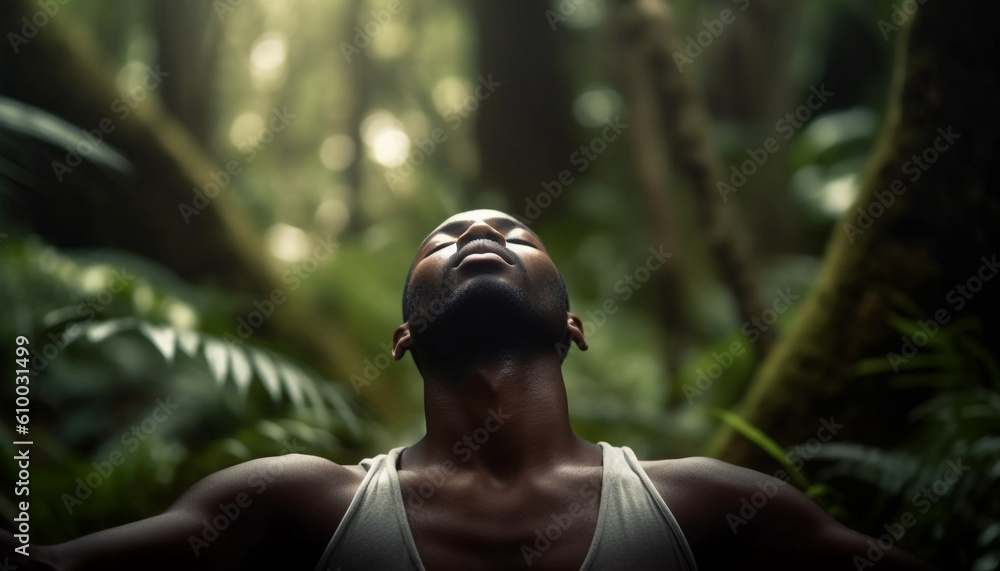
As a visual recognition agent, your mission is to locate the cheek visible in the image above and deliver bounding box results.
[409,273,439,305]
[521,256,560,284]
[411,254,448,284]
[408,254,462,302]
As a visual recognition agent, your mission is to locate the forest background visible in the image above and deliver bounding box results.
[1,0,998,568]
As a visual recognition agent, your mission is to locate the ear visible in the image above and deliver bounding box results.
[566,312,588,351]
[392,322,413,360]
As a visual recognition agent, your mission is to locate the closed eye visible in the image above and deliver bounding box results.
[427,241,453,255]
[508,238,537,248]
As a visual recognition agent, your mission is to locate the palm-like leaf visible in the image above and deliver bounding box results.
[61,317,361,435]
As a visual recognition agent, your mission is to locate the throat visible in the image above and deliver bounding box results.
[417,356,584,475]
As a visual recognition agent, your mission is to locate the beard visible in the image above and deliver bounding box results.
[406,271,568,373]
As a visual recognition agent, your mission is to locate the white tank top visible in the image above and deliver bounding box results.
[314,441,698,570]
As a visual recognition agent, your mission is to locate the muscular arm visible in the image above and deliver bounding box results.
[645,457,937,571]
[3,454,360,571]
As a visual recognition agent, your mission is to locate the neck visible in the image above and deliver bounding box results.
[406,351,591,478]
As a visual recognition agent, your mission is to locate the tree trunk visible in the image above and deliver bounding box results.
[711,0,1000,472]
[611,1,709,387]
[0,0,387,418]
[611,0,776,380]
[470,0,578,206]
[149,0,222,154]
[1,0,268,293]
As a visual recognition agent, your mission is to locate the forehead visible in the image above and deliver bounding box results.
[434,209,519,231]
[425,209,538,241]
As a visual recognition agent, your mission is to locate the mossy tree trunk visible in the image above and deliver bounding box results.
[711,0,1000,471]
[0,0,397,425]
[149,0,222,155]
[611,0,777,392]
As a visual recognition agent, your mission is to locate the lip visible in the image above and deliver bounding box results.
[452,240,515,268]
[456,252,509,269]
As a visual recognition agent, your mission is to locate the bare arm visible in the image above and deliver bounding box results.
[645,457,938,571]
[3,454,358,571]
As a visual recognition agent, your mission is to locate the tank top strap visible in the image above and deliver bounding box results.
[313,447,424,571]
[583,443,699,571]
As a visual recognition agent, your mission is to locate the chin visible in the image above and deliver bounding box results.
[411,276,566,364]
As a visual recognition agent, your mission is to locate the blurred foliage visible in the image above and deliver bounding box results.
[814,299,1000,567]
[0,236,366,540]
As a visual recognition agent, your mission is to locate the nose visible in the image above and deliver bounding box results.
[455,221,506,250]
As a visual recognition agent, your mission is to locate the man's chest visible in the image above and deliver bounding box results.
[397,469,603,570]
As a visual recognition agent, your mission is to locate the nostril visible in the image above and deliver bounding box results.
[457,222,506,249]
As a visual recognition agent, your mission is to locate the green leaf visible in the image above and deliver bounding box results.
[139,322,177,365]
[228,344,253,398]
[712,408,811,489]
[221,438,253,461]
[83,317,136,343]
[203,338,229,386]
[855,354,952,378]
[251,350,282,403]
[805,483,832,499]
[883,290,925,318]
[297,368,329,425]
[321,383,361,437]
[177,329,200,358]
[277,362,307,412]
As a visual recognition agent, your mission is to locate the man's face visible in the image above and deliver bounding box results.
[399,209,573,366]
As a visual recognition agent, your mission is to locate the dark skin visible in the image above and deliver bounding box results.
[3,209,936,570]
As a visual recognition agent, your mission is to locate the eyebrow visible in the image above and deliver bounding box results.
[419,217,540,250]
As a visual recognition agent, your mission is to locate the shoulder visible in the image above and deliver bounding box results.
[639,455,824,527]
[170,453,368,557]
[172,453,366,510]
[639,455,796,497]
[637,456,939,570]
[638,456,828,567]
[36,454,372,571]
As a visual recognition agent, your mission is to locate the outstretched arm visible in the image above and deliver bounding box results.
[3,454,357,571]
[645,457,937,570]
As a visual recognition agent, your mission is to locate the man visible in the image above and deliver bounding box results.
[4,209,934,570]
